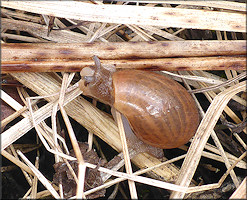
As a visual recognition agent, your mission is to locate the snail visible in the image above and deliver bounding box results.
[79,56,199,151]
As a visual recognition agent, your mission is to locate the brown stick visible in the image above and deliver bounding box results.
[1,56,246,73]
[2,41,246,61]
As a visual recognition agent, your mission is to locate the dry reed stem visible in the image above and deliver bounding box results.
[2,90,76,163]
[51,103,60,164]
[198,81,246,131]
[1,33,44,43]
[233,133,246,150]
[1,150,34,176]
[2,1,245,32]
[202,150,245,169]
[1,89,25,112]
[230,177,247,199]
[187,84,245,172]
[1,99,40,128]
[23,187,32,199]
[25,94,76,163]
[192,73,243,114]
[115,111,138,199]
[193,70,246,106]
[126,24,156,41]
[1,105,27,128]
[1,92,40,128]
[179,144,246,169]
[1,7,41,22]
[58,73,86,198]
[138,25,184,41]
[52,73,78,193]
[8,144,33,186]
[1,101,55,151]
[100,151,128,182]
[87,129,94,152]
[30,157,39,198]
[170,81,246,199]
[87,99,97,152]
[189,72,246,94]
[190,71,245,158]
[162,70,225,93]
[17,150,60,199]
[191,151,247,193]
[163,71,225,85]
[35,190,53,199]
[210,131,240,186]
[84,162,189,193]
[216,152,246,188]
[115,1,246,12]
[195,87,245,179]
[2,41,245,61]
[2,56,245,73]
[1,18,87,43]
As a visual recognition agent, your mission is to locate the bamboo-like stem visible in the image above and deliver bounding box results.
[116,111,138,199]
[126,1,246,12]
[1,56,246,73]
[2,41,246,73]
[2,1,245,32]
[2,41,246,61]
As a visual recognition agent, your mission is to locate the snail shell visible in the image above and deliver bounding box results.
[79,56,199,149]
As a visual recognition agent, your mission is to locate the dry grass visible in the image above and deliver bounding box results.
[1,1,246,199]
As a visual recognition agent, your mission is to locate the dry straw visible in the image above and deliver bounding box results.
[1,1,246,199]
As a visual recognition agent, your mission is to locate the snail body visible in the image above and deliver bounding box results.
[79,56,199,149]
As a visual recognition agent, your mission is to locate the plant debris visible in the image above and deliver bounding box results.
[53,142,106,199]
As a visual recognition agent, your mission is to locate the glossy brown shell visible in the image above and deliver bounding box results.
[112,70,199,149]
